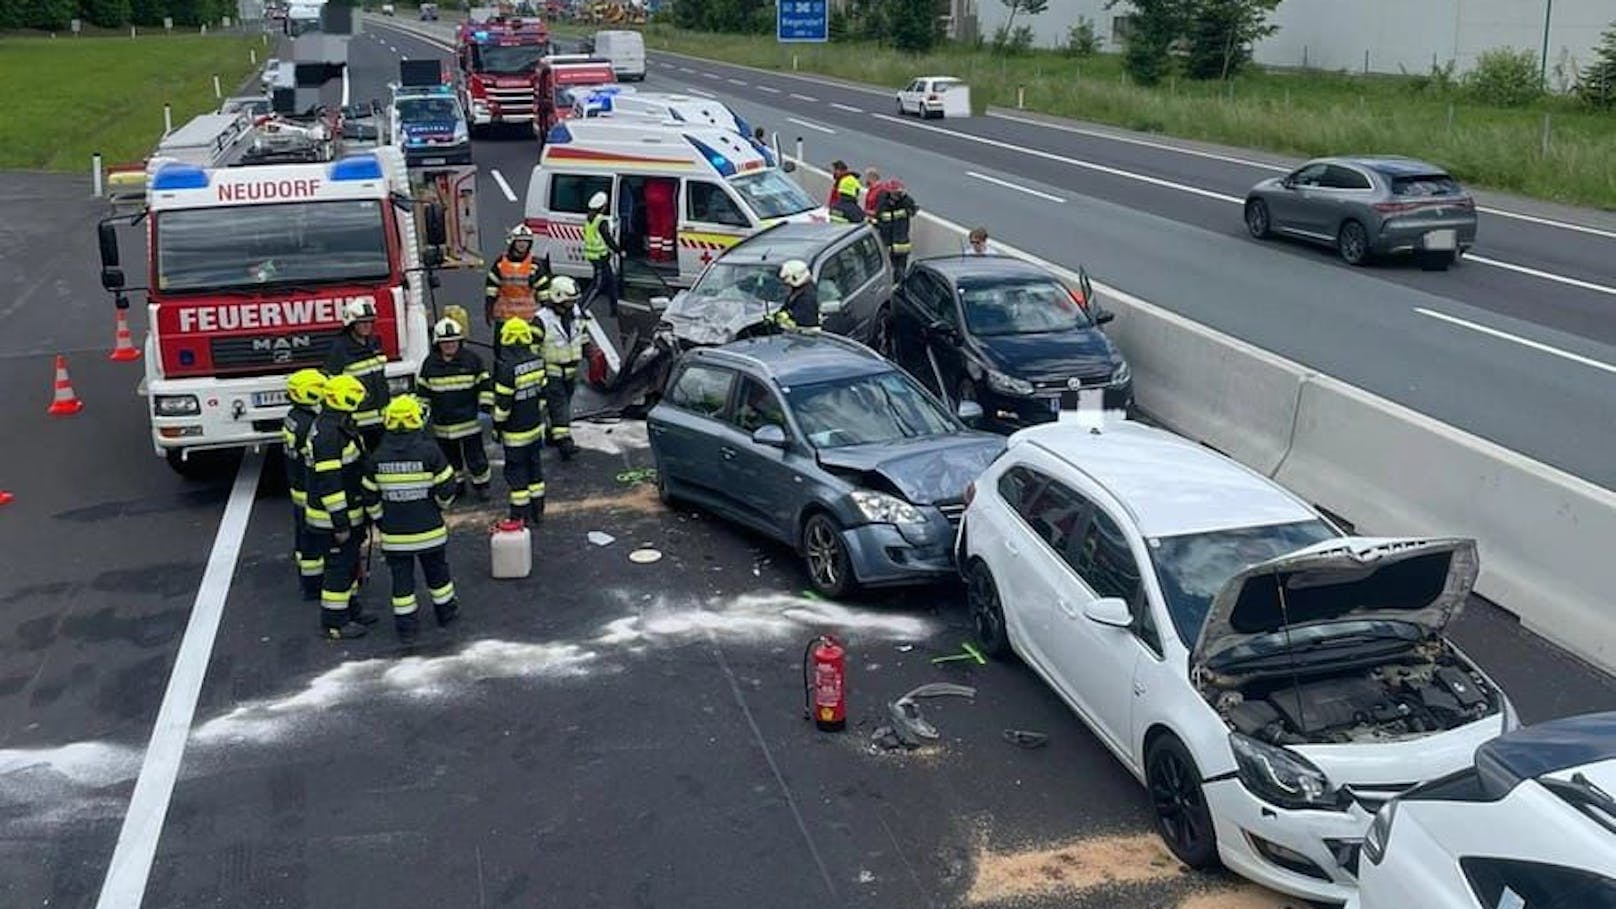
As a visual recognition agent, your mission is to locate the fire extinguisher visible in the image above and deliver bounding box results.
[803,634,846,732]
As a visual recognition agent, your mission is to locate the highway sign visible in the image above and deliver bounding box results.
[777,0,828,43]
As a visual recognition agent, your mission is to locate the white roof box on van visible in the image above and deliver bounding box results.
[540,118,777,177]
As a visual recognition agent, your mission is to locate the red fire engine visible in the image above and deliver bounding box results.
[532,55,617,144]
[455,15,554,135]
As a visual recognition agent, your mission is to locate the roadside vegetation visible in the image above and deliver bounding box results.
[648,0,1616,209]
[0,34,260,170]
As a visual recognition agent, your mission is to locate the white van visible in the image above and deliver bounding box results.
[524,119,826,289]
[592,30,646,82]
[572,89,754,138]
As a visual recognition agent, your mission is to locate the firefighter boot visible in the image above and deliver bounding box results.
[324,621,369,640]
[559,437,579,461]
[472,482,490,502]
[396,612,420,646]
[435,598,460,628]
[348,597,381,626]
[529,497,545,527]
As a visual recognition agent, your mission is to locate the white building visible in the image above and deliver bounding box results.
[977,0,1609,83]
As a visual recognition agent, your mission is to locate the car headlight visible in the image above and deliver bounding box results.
[387,376,412,395]
[1109,359,1131,386]
[985,369,1034,397]
[1362,799,1397,866]
[154,394,201,417]
[406,135,426,147]
[850,490,925,525]
[453,123,469,142]
[1229,733,1340,811]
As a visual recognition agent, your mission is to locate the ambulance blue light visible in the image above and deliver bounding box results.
[474,29,489,39]
[330,154,383,181]
[685,135,735,177]
[547,123,573,144]
[736,114,754,137]
[150,163,210,190]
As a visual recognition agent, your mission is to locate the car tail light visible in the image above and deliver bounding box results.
[1454,196,1475,209]
[1372,201,1422,214]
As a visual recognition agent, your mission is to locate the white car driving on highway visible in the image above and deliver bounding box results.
[954,419,1516,903]
[1349,711,1616,909]
[895,76,963,119]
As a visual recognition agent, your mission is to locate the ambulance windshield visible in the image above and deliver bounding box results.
[729,170,817,220]
[156,200,391,293]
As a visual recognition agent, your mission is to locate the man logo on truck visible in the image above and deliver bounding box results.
[254,335,315,364]
[176,294,376,332]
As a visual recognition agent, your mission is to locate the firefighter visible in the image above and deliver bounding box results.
[491,317,549,524]
[537,275,590,460]
[282,368,326,601]
[416,317,493,500]
[361,395,461,644]
[583,191,622,318]
[485,224,551,361]
[875,179,918,275]
[771,259,820,333]
[828,174,866,225]
[304,373,377,640]
[323,298,389,452]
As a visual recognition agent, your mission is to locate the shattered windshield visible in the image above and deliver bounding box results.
[786,371,956,449]
[730,170,816,220]
[664,263,781,345]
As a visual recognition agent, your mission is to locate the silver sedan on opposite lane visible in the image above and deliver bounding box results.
[1244,156,1477,270]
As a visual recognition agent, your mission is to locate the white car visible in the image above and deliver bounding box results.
[260,58,281,91]
[955,419,1516,904]
[1349,711,1616,909]
[896,76,963,119]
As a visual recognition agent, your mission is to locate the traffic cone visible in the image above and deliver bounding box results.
[47,354,84,417]
[108,309,140,361]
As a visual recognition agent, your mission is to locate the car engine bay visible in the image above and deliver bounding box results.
[1205,641,1502,745]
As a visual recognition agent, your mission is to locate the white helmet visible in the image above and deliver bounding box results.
[779,259,811,288]
[433,318,464,344]
[548,275,580,303]
[507,223,534,243]
[341,298,378,326]
[588,191,608,211]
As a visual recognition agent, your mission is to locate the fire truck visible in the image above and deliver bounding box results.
[455,15,554,136]
[532,54,616,143]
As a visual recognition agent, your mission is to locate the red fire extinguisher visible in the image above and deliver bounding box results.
[804,634,847,732]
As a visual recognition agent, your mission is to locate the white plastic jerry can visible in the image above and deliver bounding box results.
[490,519,532,579]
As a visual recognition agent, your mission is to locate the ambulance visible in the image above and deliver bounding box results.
[523,119,825,289]
[571,88,754,139]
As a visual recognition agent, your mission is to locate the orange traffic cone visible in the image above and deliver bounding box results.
[109,309,141,361]
[47,354,84,416]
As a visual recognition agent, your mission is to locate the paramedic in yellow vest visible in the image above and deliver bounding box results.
[485,224,551,358]
[538,276,589,461]
[583,191,622,319]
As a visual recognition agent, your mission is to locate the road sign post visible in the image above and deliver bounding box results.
[777,0,828,43]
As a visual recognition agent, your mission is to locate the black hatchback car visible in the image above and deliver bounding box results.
[884,255,1132,432]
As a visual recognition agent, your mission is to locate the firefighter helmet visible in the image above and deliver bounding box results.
[323,374,368,413]
[836,174,860,198]
[341,298,378,326]
[499,317,535,347]
[507,224,535,244]
[433,317,465,344]
[779,259,811,289]
[588,191,608,210]
[548,275,579,304]
[383,394,426,432]
[285,368,327,406]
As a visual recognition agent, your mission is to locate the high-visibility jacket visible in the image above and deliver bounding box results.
[416,348,491,440]
[537,304,588,378]
[323,333,390,429]
[281,402,319,508]
[492,348,548,448]
[361,429,458,554]
[829,196,866,225]
[485,254,549,324]
[583,212,616,261]
[875,191,917,254]
[303,410,368,532]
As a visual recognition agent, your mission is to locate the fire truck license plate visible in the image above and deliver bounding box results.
[253,390,289,408]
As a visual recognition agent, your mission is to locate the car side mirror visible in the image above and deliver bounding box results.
[1094,309,1115,325]
[97,221,120,268]
[956,400,983,424]
[751,424,788,449]
[1083,597,1133,628]
[101,267,126,291]
[1280,177,1294,189]
[650,295,671,312]
[424,202,448,247]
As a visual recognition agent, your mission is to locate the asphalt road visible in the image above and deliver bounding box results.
[1,24,1615,909]
[376,19,1616,491]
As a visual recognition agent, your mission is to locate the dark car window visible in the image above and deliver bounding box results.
[1019,478,1091,556]
[819,247,851,303]
[550,173,613,215]
[731,376,786,434]
[902,270,950,319]
[1289,163,1327,187]
[854,234,886,282]
[1322,165,1371,190]
[1071,507,1161,655]
[1389,173,1462,197]
[960,279,1090,337]
[1461,858,1616,909]
[666,363,734,418]
[997,465,1045,515]
[785,370,955,449]
[687,181,748,228]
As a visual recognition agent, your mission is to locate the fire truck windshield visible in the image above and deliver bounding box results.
[156,200,391,293]
[473,44,548,75]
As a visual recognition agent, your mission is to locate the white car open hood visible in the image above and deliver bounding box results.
[1191,536,1479,674]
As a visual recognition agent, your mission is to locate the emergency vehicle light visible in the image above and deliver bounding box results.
[473,29,489,39]
[685,136,735,177]
[546,123,573,144]
[150,163,210,190]
[330,154,383,181]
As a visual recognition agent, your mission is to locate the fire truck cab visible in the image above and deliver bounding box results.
[532,55,616,143]
[455,16,553,135]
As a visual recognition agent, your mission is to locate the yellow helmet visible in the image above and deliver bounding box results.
[383,394,426,431]
[837,174,860,197]
[499,317,535,347]
[286,368,327,406]
[323,374,368,413]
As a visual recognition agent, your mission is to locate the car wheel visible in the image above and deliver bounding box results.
[896,98,904,115]
[869,306,894,358]
[802,511,856,599]
[1147,735,1220,870]
[966,560,1010,657]
[655,468,679,506]
[1336,220,1371,266]
[1243,199,1271,239]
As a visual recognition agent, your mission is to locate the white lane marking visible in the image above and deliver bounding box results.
[1465,254,1616,297]
[489,168,518,203]
[1475,207,1616,240]
[94,454,263,909]
[787,116,836,135]
[830,102,863,113]
[702,72,722,80]
[678,66,694,73]
[757,85,781,94]
[726,78,747,86]
[653,48,892,98]
[967,171,1065,203]
[685,87,716,99]
[789,92,818,102]
[1415,308,1616,377]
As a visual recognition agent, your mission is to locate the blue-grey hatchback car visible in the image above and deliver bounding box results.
[648,332,1006,597]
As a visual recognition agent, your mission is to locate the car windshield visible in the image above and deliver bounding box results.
[786,371,957,449]
[156,200,391,292]
[691,262,785,302]
[959,279,1090,336]
[729,170,816,220]
[396,97,460,121]
[1149,520,1339,648]
[475,44,547,74]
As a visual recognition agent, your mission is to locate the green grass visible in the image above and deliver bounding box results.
[0,33,263,171]
[635,27,1616,210]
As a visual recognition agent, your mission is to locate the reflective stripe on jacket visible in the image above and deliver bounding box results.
[486,256,546,323]
[323,334,390,428]
[416,348,491,440]
[360,430,457,553]
[303,410,368,531]
[281,403,319,506]
[492,351,548,448]
[876,193,917,254]
[537,305,587,377]
[583,213,610,261]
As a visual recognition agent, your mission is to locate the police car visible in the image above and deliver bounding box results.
[388,63,473,167]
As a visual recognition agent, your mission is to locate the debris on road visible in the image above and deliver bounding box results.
[895,643,913,652]
[628,547,662,564]
[1177,884,1307,909]
[614,467,658,486]
[965,831,1187,905]
[887,683,976,746]
[588,531,616,547]
[1003,729,1049,749]
[931,642,987,665]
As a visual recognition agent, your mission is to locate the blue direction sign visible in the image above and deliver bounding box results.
[777,0,828,42]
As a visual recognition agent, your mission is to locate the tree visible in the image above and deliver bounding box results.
[888,0,941,52]
[1106,0,1187,86]
[18,0,76,27]
[80,0,133,26]
[998,0,1046,47]
[1580,22,1616,109]
[1184,0,1281,80]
